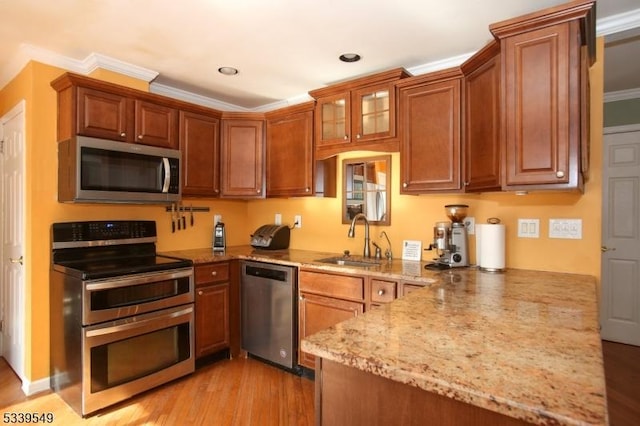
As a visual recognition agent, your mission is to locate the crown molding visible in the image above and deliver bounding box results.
[604,87,640,103]
[149,82,247,111]
[597,7,640,37]
[408,51,475,76]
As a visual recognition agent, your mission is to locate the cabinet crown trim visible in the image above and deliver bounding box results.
[309,68,411,99]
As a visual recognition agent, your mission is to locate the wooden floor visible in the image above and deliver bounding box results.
[1,341,638,425]
[0,356,315,425]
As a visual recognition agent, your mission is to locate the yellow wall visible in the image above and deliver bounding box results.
[0,37,603,383]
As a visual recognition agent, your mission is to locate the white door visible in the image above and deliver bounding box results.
[1,100,26,379]
[600,125,640,346]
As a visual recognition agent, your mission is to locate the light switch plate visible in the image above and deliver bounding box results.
[549,219,582,239]
[294,215,302,228]
[517,219,540,238]
[464,217,475,235]
[214,214,222,225]
[275,213,282,225]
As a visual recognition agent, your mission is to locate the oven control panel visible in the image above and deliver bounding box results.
[52,220,156,244]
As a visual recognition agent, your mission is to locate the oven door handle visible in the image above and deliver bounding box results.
[85,305,193,341]
[85,267,192,291]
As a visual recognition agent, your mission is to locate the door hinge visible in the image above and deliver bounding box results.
[0,139,4,154]
[0,319,3,332]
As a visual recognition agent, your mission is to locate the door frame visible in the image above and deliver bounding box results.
[601,123,640,345]
[0,100,27,383]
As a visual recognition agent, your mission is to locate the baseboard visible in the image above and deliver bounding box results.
[22,376,50,396]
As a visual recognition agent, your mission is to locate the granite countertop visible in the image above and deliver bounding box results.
[161,246,607,425]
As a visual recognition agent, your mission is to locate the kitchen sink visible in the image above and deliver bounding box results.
[315,256,381,267]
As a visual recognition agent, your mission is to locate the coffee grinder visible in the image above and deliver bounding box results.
[426,204,469,268]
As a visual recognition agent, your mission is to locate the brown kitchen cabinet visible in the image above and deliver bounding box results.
[309,68,410,159]
[397,69,463,193]
[194,262,231,359]
[369,278,397,309]
[489,1,595,191]
[220,114,265,198]
[51,73,178,148]
[180,109,221,196]
[265,102,315,197]
[298,270,365,369]
[461,40,502,193]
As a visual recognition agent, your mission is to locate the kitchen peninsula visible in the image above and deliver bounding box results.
[162,246,607,426]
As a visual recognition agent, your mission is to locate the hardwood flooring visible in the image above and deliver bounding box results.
[0,356,314,425]
[1,341,638,425]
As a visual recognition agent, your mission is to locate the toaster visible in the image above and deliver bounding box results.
[250,224,291,250]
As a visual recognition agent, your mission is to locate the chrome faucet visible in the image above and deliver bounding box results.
[348,213,371,258]
[380,231,393,260]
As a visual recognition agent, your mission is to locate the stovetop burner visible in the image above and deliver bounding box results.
[54,254,193,280]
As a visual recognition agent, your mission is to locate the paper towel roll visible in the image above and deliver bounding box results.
[476,223,505,272]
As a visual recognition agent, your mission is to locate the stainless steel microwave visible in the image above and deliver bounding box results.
[58,136,181,204]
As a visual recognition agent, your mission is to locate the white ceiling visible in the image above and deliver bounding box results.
[1,0,639,110]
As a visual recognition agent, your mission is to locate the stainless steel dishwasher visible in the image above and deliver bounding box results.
[241,261,297,370]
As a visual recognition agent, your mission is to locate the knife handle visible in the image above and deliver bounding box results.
[182,216,186,229]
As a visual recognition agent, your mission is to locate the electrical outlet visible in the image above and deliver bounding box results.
[517,219,540,238]
[294,215,302,228]
[464,217,475,235]
[214,214,222,225]
[275,213,282,225]
[549,219,582,239]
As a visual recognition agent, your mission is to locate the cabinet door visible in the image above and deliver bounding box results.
[502,22,580,188]
[134,100,178,148]
[220,119,265,197]
[464,53,501,192]
[266,108,314,197]
[77,87,131,141]
[399,79,461,193]
[181,111,220,196]
[315,92,350,147]
[195,283,230,358]
[352,82,396,143]
[298,292,364,369]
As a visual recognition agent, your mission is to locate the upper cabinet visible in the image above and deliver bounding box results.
[51,73,178,149]
[460,41,502,193]
[309,68,410,159]
[265,102,314,197]
[180,108,222,197]
[490,0,595,191]
[397,69,463,194]
[220,114,265,198]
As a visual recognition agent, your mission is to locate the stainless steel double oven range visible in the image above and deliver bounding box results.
[50,220,194,416]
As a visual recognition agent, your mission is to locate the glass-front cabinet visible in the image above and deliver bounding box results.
[310,68,410,158]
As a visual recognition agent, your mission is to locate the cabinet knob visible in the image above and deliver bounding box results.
[464,181,469,186]
[343,135,349,140]
[137,135,143,140]
[211,271,217,276]
[256,189,261,194]
[299,295,304,301]
[377,289,385,296]
[198,290,203,296]
[305,187,310,192]
[402,182,408,188]
[556,171,565,178]
[356,134,361,139]
[120,132,126,137]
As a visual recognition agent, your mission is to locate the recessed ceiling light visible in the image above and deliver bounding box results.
[339,53,361,63]
[218,67,239,76]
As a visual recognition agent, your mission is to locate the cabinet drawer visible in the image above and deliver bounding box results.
[370,279,397,304]
[402,283,426,297]
[195,262,230,285]
[299,270,364,301]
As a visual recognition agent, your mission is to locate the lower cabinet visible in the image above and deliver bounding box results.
[194,262,231,359]
[298,270,364,369]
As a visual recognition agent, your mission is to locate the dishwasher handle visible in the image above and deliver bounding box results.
[244,264,289,282]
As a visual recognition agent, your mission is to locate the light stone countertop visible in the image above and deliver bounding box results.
[161,246,608,425]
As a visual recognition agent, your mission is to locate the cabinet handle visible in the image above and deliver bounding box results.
[211,271,217,276]
[556,171,565,178]
[198,290,203,296]
[601,246,616,252]
[377,289,385,296]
